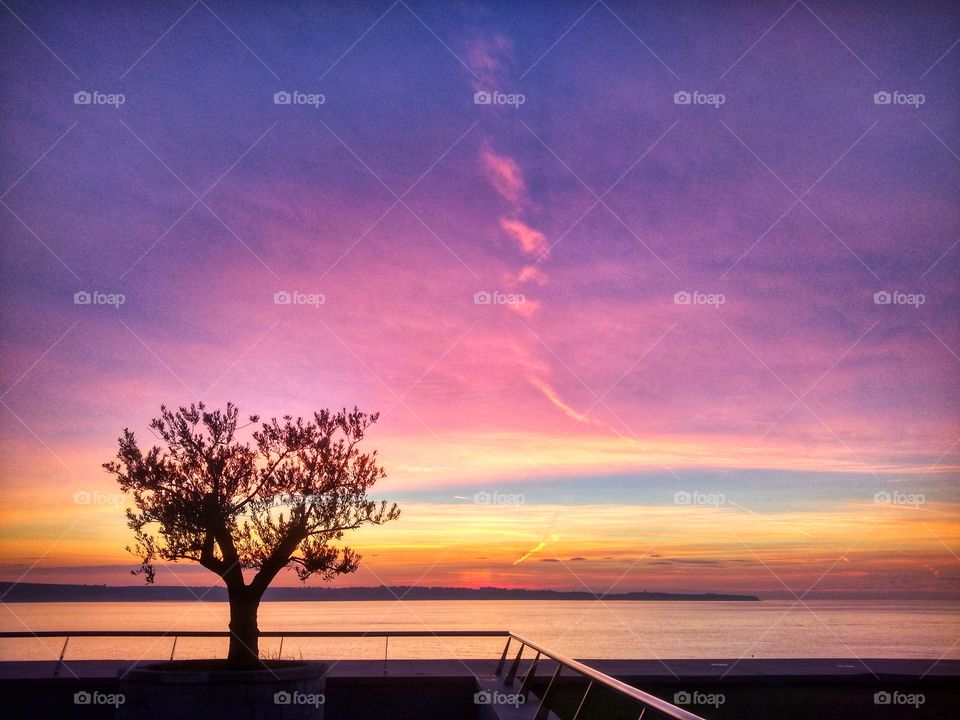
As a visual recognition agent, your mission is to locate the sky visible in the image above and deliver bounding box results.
[0,0,958,599]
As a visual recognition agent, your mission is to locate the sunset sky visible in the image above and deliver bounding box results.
[1,0,958,598]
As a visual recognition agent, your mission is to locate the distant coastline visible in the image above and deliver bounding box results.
[0,582,760,602]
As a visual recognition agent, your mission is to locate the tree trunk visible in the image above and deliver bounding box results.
[227,586,261,668]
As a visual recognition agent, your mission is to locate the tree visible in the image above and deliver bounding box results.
[104,403,400,668]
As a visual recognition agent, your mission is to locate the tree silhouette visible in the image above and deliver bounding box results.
[104,403,400,667]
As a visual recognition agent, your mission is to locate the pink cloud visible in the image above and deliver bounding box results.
[480,148,527,205]
[500,218,549,257]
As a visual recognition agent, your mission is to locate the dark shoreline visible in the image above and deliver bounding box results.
[0,582,760,602]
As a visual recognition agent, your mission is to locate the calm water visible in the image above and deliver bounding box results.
[1,600,956,661]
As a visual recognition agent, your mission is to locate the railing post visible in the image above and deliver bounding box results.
[571,680,593,720]
[534,664,562,720]
[383,635,389,675]
[504,643,524,686]
[53,636,70,677]
[519,651,540,696]
[170,636,178,661]
[495,636,511,675]
[278,635,284,659]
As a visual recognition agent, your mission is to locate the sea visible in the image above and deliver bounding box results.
[1,600,956,662]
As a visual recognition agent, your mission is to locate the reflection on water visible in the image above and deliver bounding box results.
[1,600,957,661]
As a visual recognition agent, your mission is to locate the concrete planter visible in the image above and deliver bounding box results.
[118,660,327,720]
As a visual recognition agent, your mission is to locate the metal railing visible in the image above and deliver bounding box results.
[0,630,706,720]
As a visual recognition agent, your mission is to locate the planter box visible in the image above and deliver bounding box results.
[118,660,327,720]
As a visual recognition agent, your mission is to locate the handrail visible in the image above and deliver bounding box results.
[499,633,708,720]
[0,629,706,720]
